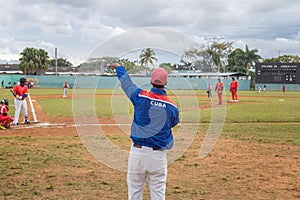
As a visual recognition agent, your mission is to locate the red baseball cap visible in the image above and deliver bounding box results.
[151,68,168,86]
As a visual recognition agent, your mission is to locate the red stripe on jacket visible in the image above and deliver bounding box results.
[138,90,177,108]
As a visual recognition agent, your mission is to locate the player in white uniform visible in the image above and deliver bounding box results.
[63,81,69,98]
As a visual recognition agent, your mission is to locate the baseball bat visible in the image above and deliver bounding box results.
[9,89,17,97]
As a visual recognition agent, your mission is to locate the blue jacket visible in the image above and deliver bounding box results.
[116,66,179,150]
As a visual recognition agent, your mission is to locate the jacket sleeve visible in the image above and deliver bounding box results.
[172,108,179,127]
[116,66,139,100]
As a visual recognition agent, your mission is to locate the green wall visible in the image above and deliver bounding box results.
[1,75,253,90]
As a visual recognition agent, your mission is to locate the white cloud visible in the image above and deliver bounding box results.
[233,37,300,59]
[293,31,300,41]
[0,36,60,63]
[89,28,196,60]
[1,0,300,64]
[275,38,289,43]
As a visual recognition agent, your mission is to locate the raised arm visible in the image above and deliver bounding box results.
[109,63,139,99]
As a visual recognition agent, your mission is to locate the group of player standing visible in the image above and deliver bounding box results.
[207,77,239,105]
[0,77,30,130]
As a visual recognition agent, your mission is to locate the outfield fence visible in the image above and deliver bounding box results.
[255,83,300,91]
[3,75,292,91]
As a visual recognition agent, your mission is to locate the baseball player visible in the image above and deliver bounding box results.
[0,98,14,129]
[207,83,212,98]
[282,84,286,93]
[110,63,179,200]
[215,77,224,105]
[63,81,69,98]
[230,77,238,102]
[12,77,30,125]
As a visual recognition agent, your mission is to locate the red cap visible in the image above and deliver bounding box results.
[151,68,168,86]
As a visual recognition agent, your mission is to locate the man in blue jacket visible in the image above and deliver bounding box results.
[110,63,179,200]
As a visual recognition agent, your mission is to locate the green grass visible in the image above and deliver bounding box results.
[1,88,300,145]
[198,91,300,123]
[225,98,300,122]
[222,123,300,145]
[39,96,133,117]
[39,98,74,117]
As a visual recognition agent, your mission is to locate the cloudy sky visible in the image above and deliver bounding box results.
[1,0,300,65]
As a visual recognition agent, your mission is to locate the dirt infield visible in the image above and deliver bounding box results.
[1,95,300,199]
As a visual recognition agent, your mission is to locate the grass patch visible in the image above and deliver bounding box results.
[18,88,300,146]
[223,123,300,145]
[1,88,300,146]
[225,98,300,122]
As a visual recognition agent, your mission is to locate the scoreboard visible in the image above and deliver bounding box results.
[255,63,300,84]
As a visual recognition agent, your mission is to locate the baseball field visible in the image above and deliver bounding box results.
[0,88,299,199]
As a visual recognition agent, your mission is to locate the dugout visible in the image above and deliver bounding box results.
[255,62,300,91]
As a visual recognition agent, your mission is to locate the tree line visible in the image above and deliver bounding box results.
[18,39,300,75]
[18,47,72,75]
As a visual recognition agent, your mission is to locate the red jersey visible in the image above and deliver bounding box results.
[207,85,211,90]
[230,80,238,90]
[0,104,9,116]
[64,82,69,88]
[13,84,29,100]
[215,82,224,91]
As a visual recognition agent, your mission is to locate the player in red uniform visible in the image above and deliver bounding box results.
[282,84,286,93]
[215,78,224,105]
[207,84,212,98]
[230,77,238,102]
[0,98,14,129]
[12,77,30,125]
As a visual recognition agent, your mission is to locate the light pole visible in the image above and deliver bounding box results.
[55,47,58,76]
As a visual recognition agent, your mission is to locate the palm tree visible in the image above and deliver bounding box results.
[244,45,261,75]
[139,48,157,68]
[19,47,36,75]
[19,47,50,75]
[37,48,50,74]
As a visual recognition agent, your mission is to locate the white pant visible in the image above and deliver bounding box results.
[63,88,68,97]
[13,98,28,124]
[127,144,167,200]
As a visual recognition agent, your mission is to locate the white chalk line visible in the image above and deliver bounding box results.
[10,122,198,130]
[11,123,132,129]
